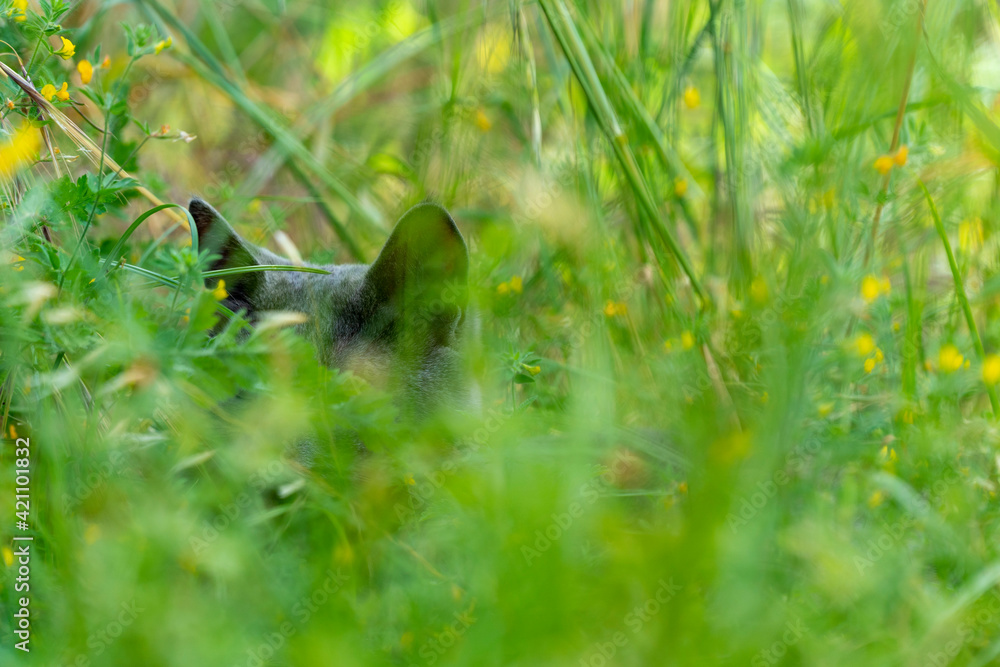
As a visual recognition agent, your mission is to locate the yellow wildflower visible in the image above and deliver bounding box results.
[674,177,688,198]
[10,0,26,21]
[750,276,768,304]
[522,364,541,376]
[475,109,492,132]
[604,301,627,317]
[54,36,76,59]
[0,122,41,181]
[77,59,93,84]
[983,354,1000,385]
[879,445,898,463]
[893,145,908,167]
[874,155,894,175]
[861,274,881,302]
[211,280,228,300]
[40,82,69,102]
[496,282,510,296]
[864,357,876,374]
[868,490,885,508]
[939,344,964,373]
[154,36,172,54]
[683,86,700,109]
[508,275,522,294]
[680,331,696,350]
[822,189,835,209]
[1,546,12,567]
[5,99,13,110]
[959,217,984,253]
[854,333,875,357]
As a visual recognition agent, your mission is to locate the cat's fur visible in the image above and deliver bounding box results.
[188,198,475,420]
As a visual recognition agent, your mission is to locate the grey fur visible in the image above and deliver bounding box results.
[188,198,476,420]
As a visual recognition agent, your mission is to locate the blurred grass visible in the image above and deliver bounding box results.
[3,0,1000,665]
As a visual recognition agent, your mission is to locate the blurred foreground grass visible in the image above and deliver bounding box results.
[4,0,1000,665]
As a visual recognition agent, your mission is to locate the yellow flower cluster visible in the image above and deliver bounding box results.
[663,330,696,352]
[0,122,41,182]
[9,0,26,21]
[861,274,890,303]
[938,344,965,373]
[854,333,884,374]
[497,275,522,296]
[155,36,172,54]
[874,145,908,175]
[40,82,70,102]
[603,301,627,318]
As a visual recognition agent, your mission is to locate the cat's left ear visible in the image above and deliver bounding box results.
[188,198,264,313]
[362,203,469,340]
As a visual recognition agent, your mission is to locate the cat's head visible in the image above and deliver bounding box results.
[188,198,471,415]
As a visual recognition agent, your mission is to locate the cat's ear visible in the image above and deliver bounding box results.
[362,203,469,344]
[188,198,263,311]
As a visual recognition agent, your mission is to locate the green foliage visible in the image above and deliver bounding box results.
[3,1,1000,666]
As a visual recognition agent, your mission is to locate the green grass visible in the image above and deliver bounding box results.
[3,0,1000,665]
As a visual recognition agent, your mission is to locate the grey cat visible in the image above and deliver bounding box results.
[188,198,476,421]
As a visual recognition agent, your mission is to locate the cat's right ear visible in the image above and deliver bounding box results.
[187,198,262,310]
